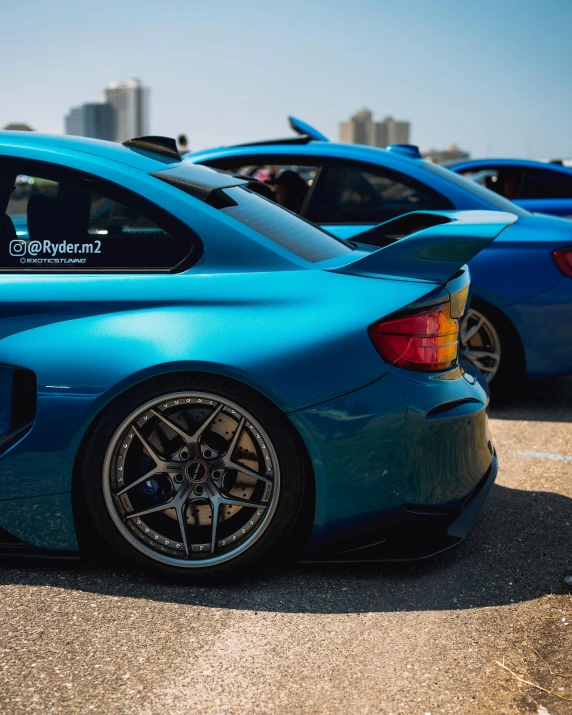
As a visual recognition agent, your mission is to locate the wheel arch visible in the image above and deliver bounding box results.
[468,295,527,379]
[71,369,317,556]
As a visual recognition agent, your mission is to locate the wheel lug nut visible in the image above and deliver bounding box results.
[180,451,188,460]
[174,474,184,484]
[203,450,212,459]
[195,485,204,495]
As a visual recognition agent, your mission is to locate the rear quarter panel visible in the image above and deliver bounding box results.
[0,270,442,503]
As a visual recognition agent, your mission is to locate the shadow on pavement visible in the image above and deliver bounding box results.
[1,482,571,613]
[490,375,572,422]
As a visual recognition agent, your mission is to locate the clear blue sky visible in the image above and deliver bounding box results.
[2,0,571,158]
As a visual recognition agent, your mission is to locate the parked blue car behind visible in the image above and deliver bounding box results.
[0,131,510,580]
[189,118,572,390]
[447,158,572,219]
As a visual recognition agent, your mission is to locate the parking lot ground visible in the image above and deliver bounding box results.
[1,377,571,715]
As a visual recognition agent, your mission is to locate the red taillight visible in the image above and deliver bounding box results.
[552,248,572,278]
[368,302,459,372]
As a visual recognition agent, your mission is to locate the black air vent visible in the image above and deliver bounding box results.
[0,367,37,455]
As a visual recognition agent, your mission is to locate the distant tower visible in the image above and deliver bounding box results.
[102,79,150,143]
[65,103,115,141]
[382,116,410,145]
[65,107,85,137]
[340,108,374,145]
[339,110,410,147]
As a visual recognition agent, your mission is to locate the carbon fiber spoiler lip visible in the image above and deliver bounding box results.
[330,210,517,284]
[150,164,249,201]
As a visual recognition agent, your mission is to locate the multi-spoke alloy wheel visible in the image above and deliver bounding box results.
[460,308,501,383]
[101,391,281,568]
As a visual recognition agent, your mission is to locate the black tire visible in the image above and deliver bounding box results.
[76,372,308,583]
[464,299,526,400]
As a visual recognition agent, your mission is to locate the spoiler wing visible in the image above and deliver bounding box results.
[288,116,329,142]
[331,210,517,283]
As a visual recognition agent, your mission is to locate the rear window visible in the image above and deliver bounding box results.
[217,186,353,263]
[423,162,529,217]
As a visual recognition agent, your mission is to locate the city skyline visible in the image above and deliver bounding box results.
[64,79,149,143]
[2,0,571,158]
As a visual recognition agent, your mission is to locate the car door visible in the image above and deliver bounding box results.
[302,161,454,239]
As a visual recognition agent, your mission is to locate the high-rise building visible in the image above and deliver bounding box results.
[65,107,84,137]
[339,109,411,147]
[340,109,373,145]
[65,102,115,141]
[102,79,150,143]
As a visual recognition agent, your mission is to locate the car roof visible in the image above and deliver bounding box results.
[450,157,572,174]
[0,131,260,208]
[188,139,539,219]
[0,131,180,173]
[189,140,427,172]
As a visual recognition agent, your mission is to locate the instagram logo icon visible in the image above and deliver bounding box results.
[9,240,27,257]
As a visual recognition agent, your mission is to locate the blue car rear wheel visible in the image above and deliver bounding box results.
[78,375,307,582]
[460,308,502,383]
[461,301,525,395]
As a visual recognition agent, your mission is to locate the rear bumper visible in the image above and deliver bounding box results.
[291,362,495,561]
[301,453,497,562]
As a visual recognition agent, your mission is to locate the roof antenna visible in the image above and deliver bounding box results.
[122,136,182,161]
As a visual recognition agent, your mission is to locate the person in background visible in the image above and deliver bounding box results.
[270,170,309,213]
[177,134,190,155]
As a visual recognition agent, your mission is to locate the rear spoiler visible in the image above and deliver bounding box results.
[331,210,517,284]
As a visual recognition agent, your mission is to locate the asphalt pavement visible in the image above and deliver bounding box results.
[1,377,571,714]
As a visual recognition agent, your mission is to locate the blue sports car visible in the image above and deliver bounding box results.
[446,158,572,219]
[0,131,509,580]
[189,118,572,390]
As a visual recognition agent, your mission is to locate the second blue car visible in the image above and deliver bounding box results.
[189,118,572,389]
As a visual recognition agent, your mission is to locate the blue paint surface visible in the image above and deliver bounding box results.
[0,132,500,554]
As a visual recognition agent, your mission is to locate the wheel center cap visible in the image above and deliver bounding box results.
[185,459,209,484]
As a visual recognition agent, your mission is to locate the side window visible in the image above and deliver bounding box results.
[203,158,319,216]
[0,169,194,271]
[305,164,451,224]
[519,168,572,199]
[459,166,525,200]
[459,168,500,192]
